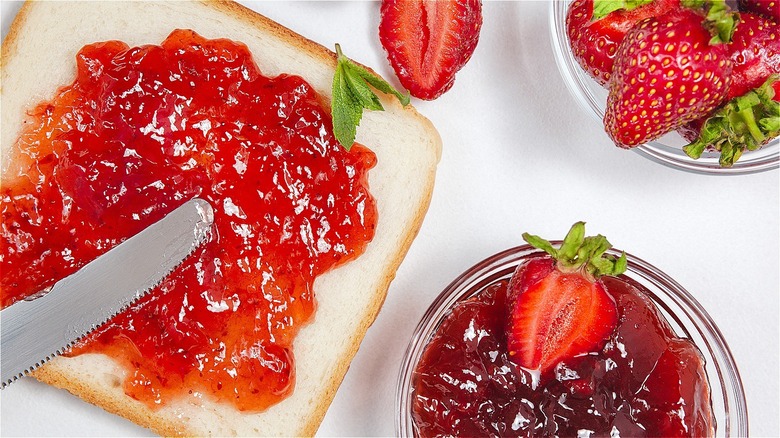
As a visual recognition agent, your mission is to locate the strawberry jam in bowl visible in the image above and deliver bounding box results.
[549,0,779,175]
[397,223,747,437]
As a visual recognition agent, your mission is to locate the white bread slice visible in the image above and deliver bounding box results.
[1,1,441,436]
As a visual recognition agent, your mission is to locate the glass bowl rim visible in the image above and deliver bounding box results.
[547,0,779,175]
[395,244,749,437]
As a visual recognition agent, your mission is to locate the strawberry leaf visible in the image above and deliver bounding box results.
[682,0,738,44]
[704,0,738,45]
[523,222,627,279]
[591,0,654,21]
[683,75,780,166]
[522,233,559,259]
[331,44,410,150]
[559,221,586,261]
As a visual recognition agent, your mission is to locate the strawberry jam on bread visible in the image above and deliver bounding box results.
[1,1,441,435]
[1,28,383,411]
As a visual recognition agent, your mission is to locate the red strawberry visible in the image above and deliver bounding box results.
[739,0,779,20]
[379,0,482,100]
[726,12,780,101]
[604,4,737,148]
[506,222,625,376]
[566,0,680,86]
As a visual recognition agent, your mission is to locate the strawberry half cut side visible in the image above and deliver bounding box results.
[506,222,626,377]
[379,0,482,100]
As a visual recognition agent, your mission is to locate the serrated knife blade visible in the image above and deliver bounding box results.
[0,197,214,388]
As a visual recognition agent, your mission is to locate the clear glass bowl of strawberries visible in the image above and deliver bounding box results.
[396,223,747,436]
[550,0,779,174]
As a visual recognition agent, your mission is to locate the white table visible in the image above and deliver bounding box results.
[1,1,777,436]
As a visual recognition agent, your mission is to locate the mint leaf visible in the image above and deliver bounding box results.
[332,61,363,151]
[354,65,410,106]
[343,65,384,112]
[331,44,410,150]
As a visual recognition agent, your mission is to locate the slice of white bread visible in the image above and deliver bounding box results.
[1,1,441,436]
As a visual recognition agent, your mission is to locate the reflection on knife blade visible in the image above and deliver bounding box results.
[0,198,214,388]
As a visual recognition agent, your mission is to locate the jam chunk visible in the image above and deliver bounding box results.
[1,30,377,411]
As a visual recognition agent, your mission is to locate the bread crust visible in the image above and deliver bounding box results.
[3,1,440,436]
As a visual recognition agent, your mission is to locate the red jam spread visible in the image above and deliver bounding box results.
[411,276,714,437]
[0,30,377,411]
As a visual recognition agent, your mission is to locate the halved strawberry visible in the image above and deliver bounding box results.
[379,0,482,100]
[506,222,626,376]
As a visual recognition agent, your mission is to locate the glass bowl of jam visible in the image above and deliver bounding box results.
[548,0,779,175]
[396,244,748,437]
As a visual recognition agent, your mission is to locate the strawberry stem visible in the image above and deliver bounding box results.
[681,0,738,44]
[591,0,654,21]
[683,75,780,167]
[522,222,627,280]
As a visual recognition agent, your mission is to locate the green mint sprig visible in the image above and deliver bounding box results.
[331,43,410,150]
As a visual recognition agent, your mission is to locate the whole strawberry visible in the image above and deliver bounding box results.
[379,0,482,100]
[506,222,625,376]
[604,1,738,148]
[739,0,779,20]
[566,0,680,86]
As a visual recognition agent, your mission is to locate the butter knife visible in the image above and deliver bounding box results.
[0,197,214,388]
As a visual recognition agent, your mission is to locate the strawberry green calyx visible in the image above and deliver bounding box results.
[591,0,654,21]
[682,0,739,44]
[522,222,627,280]
[683,75,780,167]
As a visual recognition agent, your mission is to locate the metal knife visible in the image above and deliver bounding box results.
[0,197,214,388]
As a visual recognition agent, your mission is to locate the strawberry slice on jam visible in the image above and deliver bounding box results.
[507,222,626,376]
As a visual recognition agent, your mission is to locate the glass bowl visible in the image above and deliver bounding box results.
[549,0,779,175]
[396,245,748,437]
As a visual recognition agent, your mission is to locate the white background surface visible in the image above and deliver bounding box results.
[1,1,778,436]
